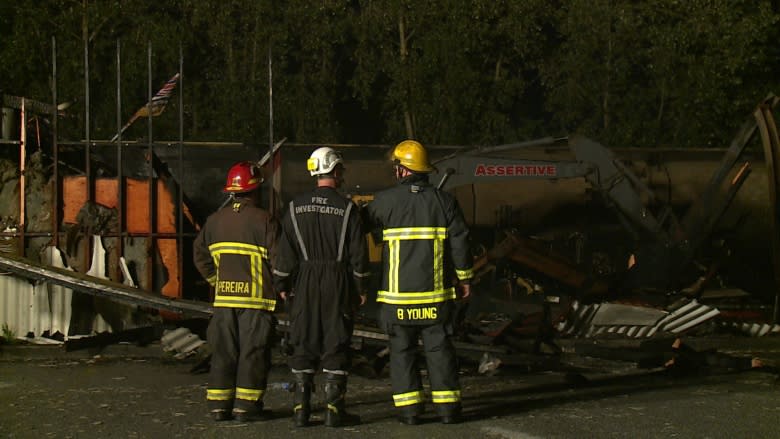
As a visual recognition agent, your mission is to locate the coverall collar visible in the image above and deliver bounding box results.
[398,173,430,186]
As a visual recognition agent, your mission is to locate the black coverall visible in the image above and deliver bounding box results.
[193,197,278,414]
[273,186,370,373]
[364,173,474,417]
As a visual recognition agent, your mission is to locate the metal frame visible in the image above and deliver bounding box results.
[754,94,780,323]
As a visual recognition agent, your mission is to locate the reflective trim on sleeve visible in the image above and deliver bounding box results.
[206,274,217,286]
[456,267,474,280]
[273,269,291,277]
[392,390,424,407]
[353,271,371,278]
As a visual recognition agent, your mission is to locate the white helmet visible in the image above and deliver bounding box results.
[307,146,344,176]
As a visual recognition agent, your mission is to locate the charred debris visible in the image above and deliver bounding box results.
[1,92,780,378]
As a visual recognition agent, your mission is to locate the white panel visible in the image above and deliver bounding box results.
[42,245,72,337]
[0,275,34,337]
[86,236,111,334]
[1,242,121,340]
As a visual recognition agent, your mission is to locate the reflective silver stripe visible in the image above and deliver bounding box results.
[353,271,371,278]
[336,202,353,262]
[322,368,348,375]
[289,200,309,261]
[273,269,290,277]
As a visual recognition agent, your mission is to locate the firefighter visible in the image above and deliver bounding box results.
[364,139,474,425]
[193,161,279,422]
[273,146,370,428]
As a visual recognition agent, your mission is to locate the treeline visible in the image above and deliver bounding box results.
[1,0,778,148]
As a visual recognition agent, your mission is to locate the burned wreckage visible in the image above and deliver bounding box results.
[1,92,779,375]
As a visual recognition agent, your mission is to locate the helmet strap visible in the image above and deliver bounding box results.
[394,165,412,180]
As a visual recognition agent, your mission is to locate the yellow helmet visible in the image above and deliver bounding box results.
[391,140,434,173]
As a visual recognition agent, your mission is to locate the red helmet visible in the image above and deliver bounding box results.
[222,161,263,193]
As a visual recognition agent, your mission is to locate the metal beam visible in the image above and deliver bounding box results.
[0,253,212,317]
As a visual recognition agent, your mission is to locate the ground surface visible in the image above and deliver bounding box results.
[1,335,779,439]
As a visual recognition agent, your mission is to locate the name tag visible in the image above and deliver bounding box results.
[396,306,438,321]
[216,280,250,295]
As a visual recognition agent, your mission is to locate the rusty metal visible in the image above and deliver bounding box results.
[116,39,125,282]
[83,32,92,278]
[19,99,26,256]
[476,231,609,297]
[0,232,197,238]
[146,41,155,292]
[754,94,780,323]
[52,37,59,248]
[178,45,184,299]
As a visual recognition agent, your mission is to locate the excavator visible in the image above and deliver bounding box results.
[425,94,778,306]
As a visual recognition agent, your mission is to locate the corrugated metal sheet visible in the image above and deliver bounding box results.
[720,321,780,337]
[43,245,72,336]
[0,274,47,338]
[557,299,720,338]
[85,236,112,333]
[161,327,206,359]
[1,239,112,340]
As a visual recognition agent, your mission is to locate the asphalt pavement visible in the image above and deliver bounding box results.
[1,335,779,439]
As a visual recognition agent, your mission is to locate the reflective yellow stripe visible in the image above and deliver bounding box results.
[206,274,217,286]
[213,297,276,310]
[235,387,264,402]
[431,390,461,404]
[208,242,269,258]
[383,227,448,302]
[377,288,456,305]
[456,268,474,280]
[387,239,397,292]
[208,241,269,304]
[393,390,424,407]
[433,238,443,291]
[207,388,235,401]
[383,227,447,240]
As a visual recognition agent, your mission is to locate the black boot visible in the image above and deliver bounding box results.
[292,372,313,427]
[439,402,462,424]
[324,373,360,427]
